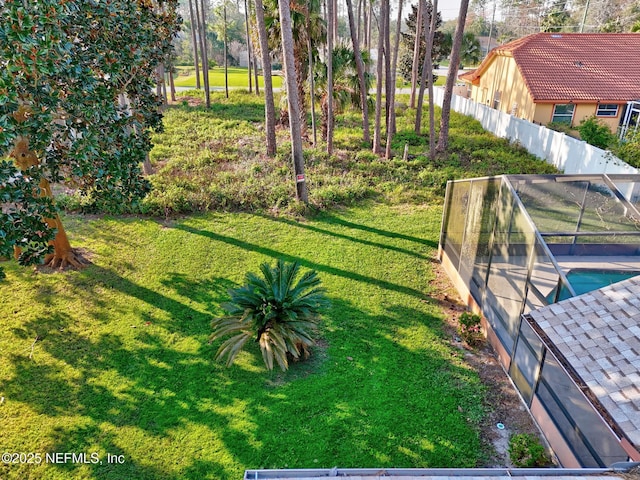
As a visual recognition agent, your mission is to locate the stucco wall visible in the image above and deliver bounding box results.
[470,55,536,121]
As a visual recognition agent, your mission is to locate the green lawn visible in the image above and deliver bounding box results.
[173,66,283,89]
[0,203,487,479]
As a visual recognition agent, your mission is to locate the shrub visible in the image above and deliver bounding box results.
[458,312,483,346]
[508,433,550,467]
[211,260,330,371]
[576,116,616,149]
[613,132,640,169]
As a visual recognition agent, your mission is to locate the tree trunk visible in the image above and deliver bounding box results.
[278,0,308,202]
[373,0,387,155]
[198,0,211,107]
[346,0,371,145]
[254,0,277,156]
[188,0,202,89]
[385,0,403,159]
[307,1,318,147]
[224,2,229,98]
[244,0,253,93]
[253,54,260,95]
[169,64,177,102]
[383,0,391,137]
[10,138,85,269]
[326,0,334,154]
[409,0,423,108]
[427,0,437,161]
[437,0,469,152]
[415,0,429,134]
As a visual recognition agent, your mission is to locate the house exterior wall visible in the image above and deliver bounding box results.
[469,55,536,121]
[467,54,625,133]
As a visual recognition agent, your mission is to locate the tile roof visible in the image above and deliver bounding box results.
[527,276,640,449]
[461,33,640,102]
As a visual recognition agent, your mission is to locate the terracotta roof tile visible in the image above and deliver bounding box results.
[464,33,640,102]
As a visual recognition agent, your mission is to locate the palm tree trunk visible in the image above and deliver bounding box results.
[437,0,469,152]
[409,0,423,108]
[326,0,334,154]
[188,0,201,89]
[385,0,403,159]
[346,0,371,145]
[278,0,308,201]
[254,0,277,156]
[307,1,318,147]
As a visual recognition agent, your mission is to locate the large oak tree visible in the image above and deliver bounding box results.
[0,0,180,273]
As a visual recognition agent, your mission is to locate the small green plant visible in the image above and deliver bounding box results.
[576,116,616,149]
[458,312,483,346]
[508,433,550,467]
[211,259,329,371]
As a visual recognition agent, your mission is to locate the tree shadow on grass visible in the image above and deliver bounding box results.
[314,214,438,249]
[173,223,437,303]
[255,214,435,261]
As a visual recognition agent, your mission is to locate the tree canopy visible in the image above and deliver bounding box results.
[0,0,180,273]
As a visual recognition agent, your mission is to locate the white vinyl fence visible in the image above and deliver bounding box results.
[432,88,638,175]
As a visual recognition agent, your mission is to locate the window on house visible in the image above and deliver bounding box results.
[596,104,619,117]
[552,104,575,124]
[493,91,501,110]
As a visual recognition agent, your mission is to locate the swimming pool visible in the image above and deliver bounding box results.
[550,269,640,302]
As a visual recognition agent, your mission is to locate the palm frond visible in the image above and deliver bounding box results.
[215,332,252,367]
[212,259,328,371]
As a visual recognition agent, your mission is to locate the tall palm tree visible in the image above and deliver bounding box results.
[264,0,325,134]
[211,260,329,371]
[279,0,308,201]
[317,44,371,141]
[326,0,335,153]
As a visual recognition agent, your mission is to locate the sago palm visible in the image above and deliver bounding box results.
[211,259,329,371]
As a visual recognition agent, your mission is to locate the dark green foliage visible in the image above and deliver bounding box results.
[398,2,450,83]
[211,259,329,371]
[0,0,180,260]
[458,311,482,346]
[0,161,56,266]
[508,433,550,467]
[576,116,616,149]
[613,133,640,168]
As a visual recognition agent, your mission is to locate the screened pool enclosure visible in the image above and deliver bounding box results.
[439,174,640,468]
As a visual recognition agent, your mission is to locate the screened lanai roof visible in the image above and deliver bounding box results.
[506,174,640,249]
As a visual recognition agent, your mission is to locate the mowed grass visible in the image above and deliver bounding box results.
[173,66,283,89]
[0,203,487,480]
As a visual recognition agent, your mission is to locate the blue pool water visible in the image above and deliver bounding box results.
[550,269,640,302]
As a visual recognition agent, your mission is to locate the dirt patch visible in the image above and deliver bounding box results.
[430,260,549,467]
[176,95,206,107]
